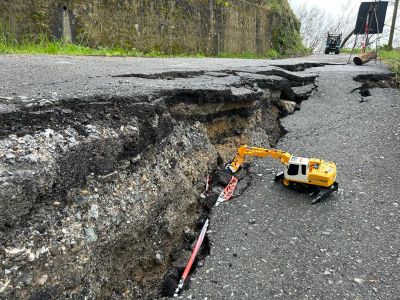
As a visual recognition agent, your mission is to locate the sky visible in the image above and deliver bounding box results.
[289,0,396,19]
[288,0,399,47]
[289,0,363,15]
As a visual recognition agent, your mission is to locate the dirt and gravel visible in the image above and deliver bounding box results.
[0,54,398,299]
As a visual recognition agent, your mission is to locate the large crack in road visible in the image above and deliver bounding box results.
[0,56,319,299]
[181,61,400,300]
[0,55,398,299]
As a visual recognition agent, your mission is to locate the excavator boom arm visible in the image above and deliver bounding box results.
[228,145,292,173]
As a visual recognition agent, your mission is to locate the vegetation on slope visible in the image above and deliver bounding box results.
[380,49,400,80]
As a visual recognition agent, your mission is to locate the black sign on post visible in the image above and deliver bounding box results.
[354,1,388,34]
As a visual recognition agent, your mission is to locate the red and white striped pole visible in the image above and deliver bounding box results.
[361,11,370,53]
[174,174,239,296]
[174,218,209,297]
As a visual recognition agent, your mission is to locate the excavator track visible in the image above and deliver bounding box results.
[312,182,339,204]
[275,172,338,204]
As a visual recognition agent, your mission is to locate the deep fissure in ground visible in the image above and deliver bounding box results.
[0,68,321,299]
[162,71,399,298]
[352,73,398,101]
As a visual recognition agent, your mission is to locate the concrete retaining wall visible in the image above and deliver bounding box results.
[0,0,300,55]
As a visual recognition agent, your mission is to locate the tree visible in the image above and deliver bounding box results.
[289,2,360,52]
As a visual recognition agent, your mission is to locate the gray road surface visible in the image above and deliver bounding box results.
[182,60,400,299]
[0,54,344,105]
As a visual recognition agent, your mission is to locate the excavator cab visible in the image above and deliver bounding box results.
[284,157,309,184]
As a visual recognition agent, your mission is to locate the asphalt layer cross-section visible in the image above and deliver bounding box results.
[182,61,400,299]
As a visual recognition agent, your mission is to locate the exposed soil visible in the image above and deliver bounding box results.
[0,67,319,299]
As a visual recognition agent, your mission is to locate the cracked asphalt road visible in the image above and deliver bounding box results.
[181,61,400,299]
[0,54,343,104]
[0,54,398,299]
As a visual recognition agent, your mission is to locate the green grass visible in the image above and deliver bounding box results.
[0,39,169,57]
[0,39,309,59]
[340,48,354,54]
[379,49,400,81]
[340,47,375,54]
[216,50,282,59]
[0,30,204,57]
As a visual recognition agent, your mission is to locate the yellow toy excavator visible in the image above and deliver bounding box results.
[227,145,338,204]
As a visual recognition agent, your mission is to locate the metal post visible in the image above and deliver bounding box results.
[388,0,399,50]
[373,6,382,66]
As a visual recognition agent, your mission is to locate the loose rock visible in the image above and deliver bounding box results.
[354,278,364,284]
[36,274,48,286]
[84,227,98,243]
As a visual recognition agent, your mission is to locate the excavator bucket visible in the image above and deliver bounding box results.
[312,182,339,204]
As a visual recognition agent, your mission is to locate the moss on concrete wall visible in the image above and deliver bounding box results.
[0,0,303,55]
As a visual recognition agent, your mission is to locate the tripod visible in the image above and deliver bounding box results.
[347,0,382,66]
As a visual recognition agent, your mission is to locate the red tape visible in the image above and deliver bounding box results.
[223,176,238,201]
[216,176,238,206]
